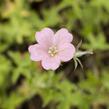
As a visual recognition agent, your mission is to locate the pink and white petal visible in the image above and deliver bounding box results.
[35,28,54,47]
[41,57,61,70]
[28,44,48,61]
[58,43,75,62]
[54,28,73,45]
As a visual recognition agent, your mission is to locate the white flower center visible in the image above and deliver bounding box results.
[48,46,58,57]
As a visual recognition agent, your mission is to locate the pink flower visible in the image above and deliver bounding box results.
[28,28,75,70]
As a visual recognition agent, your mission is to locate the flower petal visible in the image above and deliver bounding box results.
[58,43,75,62]
[54,28,73,45]
[42,57,61,70]
[35,28,54,47]
[28,44,48,61]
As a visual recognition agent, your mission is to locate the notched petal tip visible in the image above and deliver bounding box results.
[42,27,53,31]
[28,45,34,53]
[35,32,40,41]
[59,28,68,31]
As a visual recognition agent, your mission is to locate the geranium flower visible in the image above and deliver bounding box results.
[28,28,75,70]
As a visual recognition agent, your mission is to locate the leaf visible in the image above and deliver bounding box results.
[73,58,78,70]
[75,50,93,58]
[76,58,83,69]
[76,40,82,51]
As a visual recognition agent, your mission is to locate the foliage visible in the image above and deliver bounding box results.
[0,0,109,109]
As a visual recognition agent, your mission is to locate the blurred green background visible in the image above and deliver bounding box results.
[0,0,109,109]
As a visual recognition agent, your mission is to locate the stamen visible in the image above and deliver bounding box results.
[48,46,58,57]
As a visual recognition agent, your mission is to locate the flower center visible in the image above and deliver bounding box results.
[48,46,58,57]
